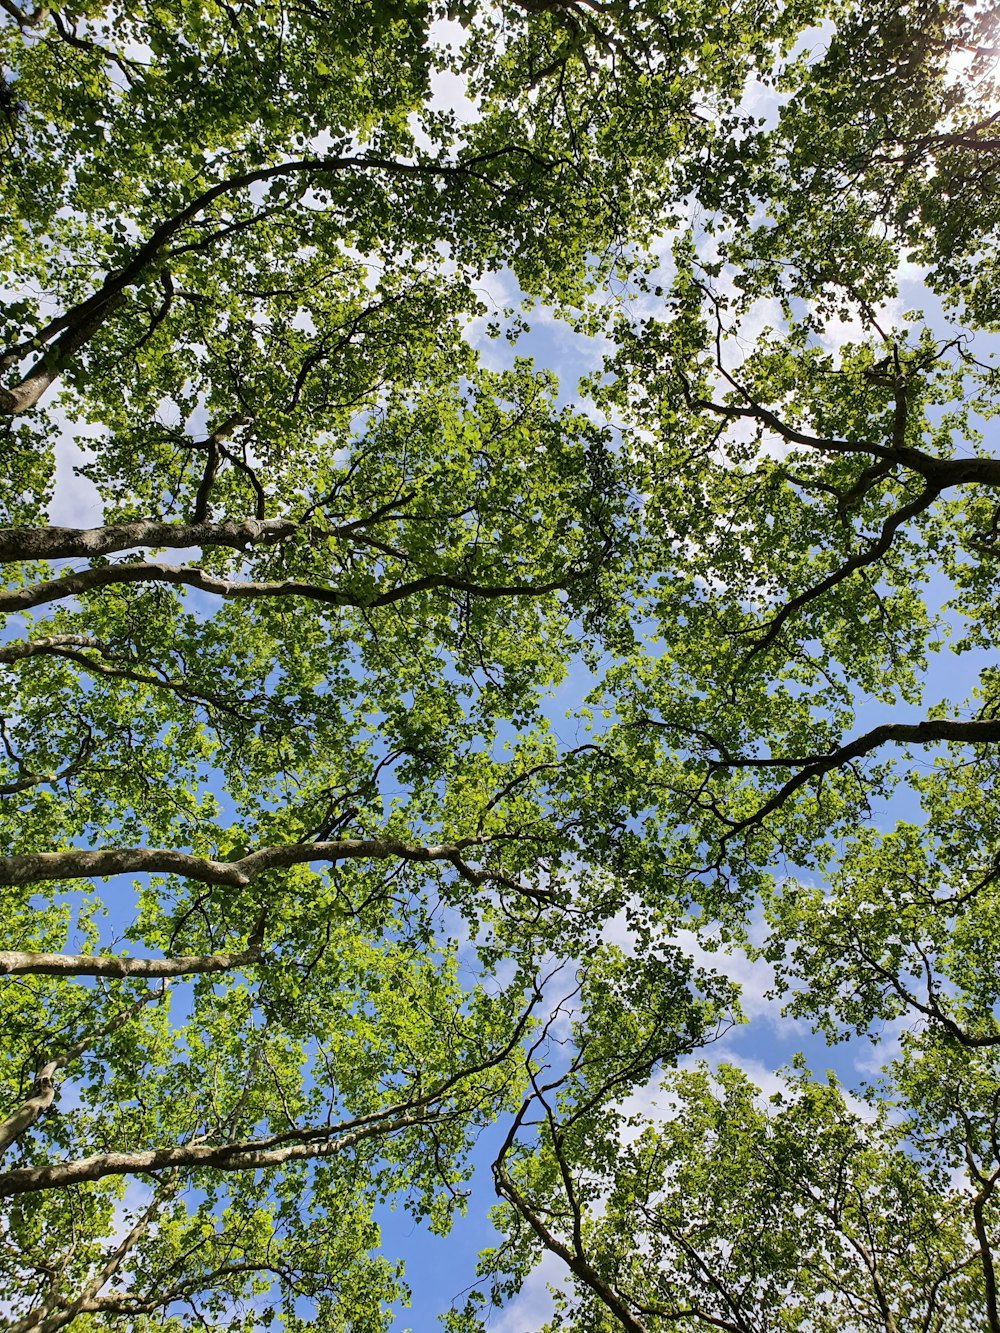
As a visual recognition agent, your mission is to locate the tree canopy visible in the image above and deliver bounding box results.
[3,0,1000,1329]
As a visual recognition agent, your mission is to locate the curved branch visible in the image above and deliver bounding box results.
[23,640,261,723]
[720,717,1000,841]
[695,396,899,464]
[0,833,550,901]
[0,1,46,29]
[0,557,595,615]
[0,986,166,1158]
[0,989,537,1196]
[493,1142,650,1333]
[0,717,93,796]
[738,482,941,668]
[0,634,266,729]
[6,1180,175,1333]
[695,395,1000,490]
[0,149,545,414]
[0,634,106,664]
[55,1259,301,1327]
[844,928,1000,1049]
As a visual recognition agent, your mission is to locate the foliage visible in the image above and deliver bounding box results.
[3,0,1000,1329]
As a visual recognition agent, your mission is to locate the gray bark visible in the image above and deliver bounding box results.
[0,988,165,1158]
[0,559,581,615]
[0,1106,430,1196]
[0,948,259,978]
[0,835,538,899]
[0,517,296,563]
[0,295,123,415]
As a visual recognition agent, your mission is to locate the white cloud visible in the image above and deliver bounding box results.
[852,1014,909,1078]
[486,1250,564,1333]
[601,907,796,1034]
[49,420,103,527]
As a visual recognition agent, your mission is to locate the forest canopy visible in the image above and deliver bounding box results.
[2,0,1000,1328]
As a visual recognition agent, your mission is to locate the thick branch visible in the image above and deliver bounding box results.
[0,517,296,564]
[0,635,105,665]
[0,557,591,614]
[191,414,253,523]
[0,947,259,979]
[0,294,124,415]
[739,482,941,667]
[970,1162,1000,1333]
[720,717,1000,841]
[0,1104,441,1196]
[0,834,546,900]
[696,398,1000,489]
[0,1,47,29]
[8,1183,173,1333]
[696,396,899,464]
[0,992,535,1196]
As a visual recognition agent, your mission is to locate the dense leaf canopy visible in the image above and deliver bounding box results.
[2,0,1000,1329]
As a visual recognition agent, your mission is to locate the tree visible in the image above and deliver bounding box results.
[459,0,1000,1324]
[475,1058,997,1333]
[3,0,1000,1328]
[0,0,767,1325]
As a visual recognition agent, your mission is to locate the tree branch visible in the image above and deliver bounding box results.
[0,989,537,1196]
[0,945,261,980]
[0,556,596,615]
[0,833,550,901]
[0,716,93,797]
[0,517,296,564]
[0,986,166,1158]
[7,1179,175,1333]
[718,717,1000,841]
[738,482,941,668]
[13,641,261,723]
[0,150,546,414]
[492,1146,650,1333]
